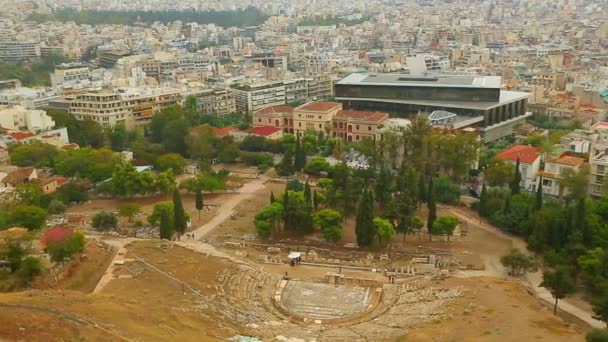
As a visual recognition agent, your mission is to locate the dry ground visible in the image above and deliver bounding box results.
[0,240,587,341]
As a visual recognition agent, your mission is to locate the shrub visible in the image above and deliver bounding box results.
[47,230,85,262]
[92,211,117,231]
[17,256,42,285]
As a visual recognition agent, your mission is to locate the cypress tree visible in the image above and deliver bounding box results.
[313,190,319,210]
[173,189,187,235]
[478,183,487,217]
[535,176,543,210]
[418,175,427,206]
[294,136,306,172]
[159,209,172,240]
[427,177,437,241]
[355,189,376,247]
[270,191,275,204]
[510,158,522,195]
[282,187,290,229]
[195,188,203,220]
[302,182,314,234]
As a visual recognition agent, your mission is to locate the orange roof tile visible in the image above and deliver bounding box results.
[248,126,282,136]
[255,105,294,115]
[297,102,341,112]
[496,145,540,164]
[335,110,389,123]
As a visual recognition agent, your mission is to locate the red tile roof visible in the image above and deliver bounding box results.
[52,177,70,187]
[1,167,35,185]
[213,126,237,136]
[9,132,36,140]
[255,105,294,115]
[297,102,341,112]
[335,110,389,122]
[248,126,282,136]
[496,145,540,164]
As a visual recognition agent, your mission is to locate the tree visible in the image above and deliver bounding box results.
[14,183,44,206]
[374,217,396,246]
[500,249,536,276]
[536,175,543,209]
[427,178,437,241]
[559,168,590,201]
[485,160,514,187]
[254,202,283,239]
[47,199,67,215]
[173,189,188,235]
[304,156,330,176]
[277,150,295,176]
[110,122,128,151]
[159,209,173,240]
[8,142,60,167]
[11,206,47,230]
[47,230,85,262]
[355,189,375,247]
[270,191,275,204]
[6,242,26,273]
[92,211,118,231]
[510,158,522,195]
[118,203,141,222]
[434,175,461,204]
[155,153,187,174]
[294,137,306,172]
[541,267,577,315]
[586,329,608,342]
[314,209,342,242]
[478,183,488,216]
[16,256,42,285]
[55,181,89,203]
[432,215,459,241]
[592,293,608,327]
[195,188,204,219]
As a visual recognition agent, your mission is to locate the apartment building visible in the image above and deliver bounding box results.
[70,92,131,127]
[284,79,308,104]
[253,105,294,133]
[306,74,334,101]
[331,110,389,142]
[0,106,55,132]
[293,102,342,136]
[194,89,236,116]
[0,41,41,62]
[50,64,91,87]
[230,81,286,113]
[538,154,586,197]
[0,87,59,110]
[589,122,608,197]
[70,89,181,127]
[99,49,131,69]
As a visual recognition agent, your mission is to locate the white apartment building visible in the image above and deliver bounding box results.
[0,41,41,62]
[405,54,450,74]
[230,81,286,113]
[0,105,55,132]
[70,92,131,127]
[51,64,91,87]
[0,87,59,110]
[589,122,608,197]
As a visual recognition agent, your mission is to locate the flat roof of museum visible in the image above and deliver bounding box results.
[337,73,502,89]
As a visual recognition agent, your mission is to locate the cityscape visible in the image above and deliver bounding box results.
[0,0,607,341]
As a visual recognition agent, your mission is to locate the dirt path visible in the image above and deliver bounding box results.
[442,204,606,329]
[191,176,268,239]
[92,238,136,294]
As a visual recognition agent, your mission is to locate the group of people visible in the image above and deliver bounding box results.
[184,233,196,240]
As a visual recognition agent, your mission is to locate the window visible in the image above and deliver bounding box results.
[298,123,301,127]
[368,126,371,131]
[356,125,359,130]
[319,124,322,128]
[542,179,551,186]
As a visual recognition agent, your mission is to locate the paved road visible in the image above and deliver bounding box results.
[444,205,605,329]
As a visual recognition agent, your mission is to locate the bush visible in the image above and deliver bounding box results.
[47,230,85,262]
[239,151,273,166]
[17,256,42,285]
[586,329,608,342]
[304,156,330,176]
[92,211,117,231]
[47,199,67,214]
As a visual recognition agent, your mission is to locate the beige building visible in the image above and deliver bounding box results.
[252,105,294,133]
[196,89,236,116]
[70,92,131,127]
[331,110,389,142]
[537,154,586,197]
[293,102,342,136]
[0,105,55,132]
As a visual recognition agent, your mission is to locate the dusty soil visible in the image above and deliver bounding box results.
[397,277,584,342]
[32,239,117,293]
